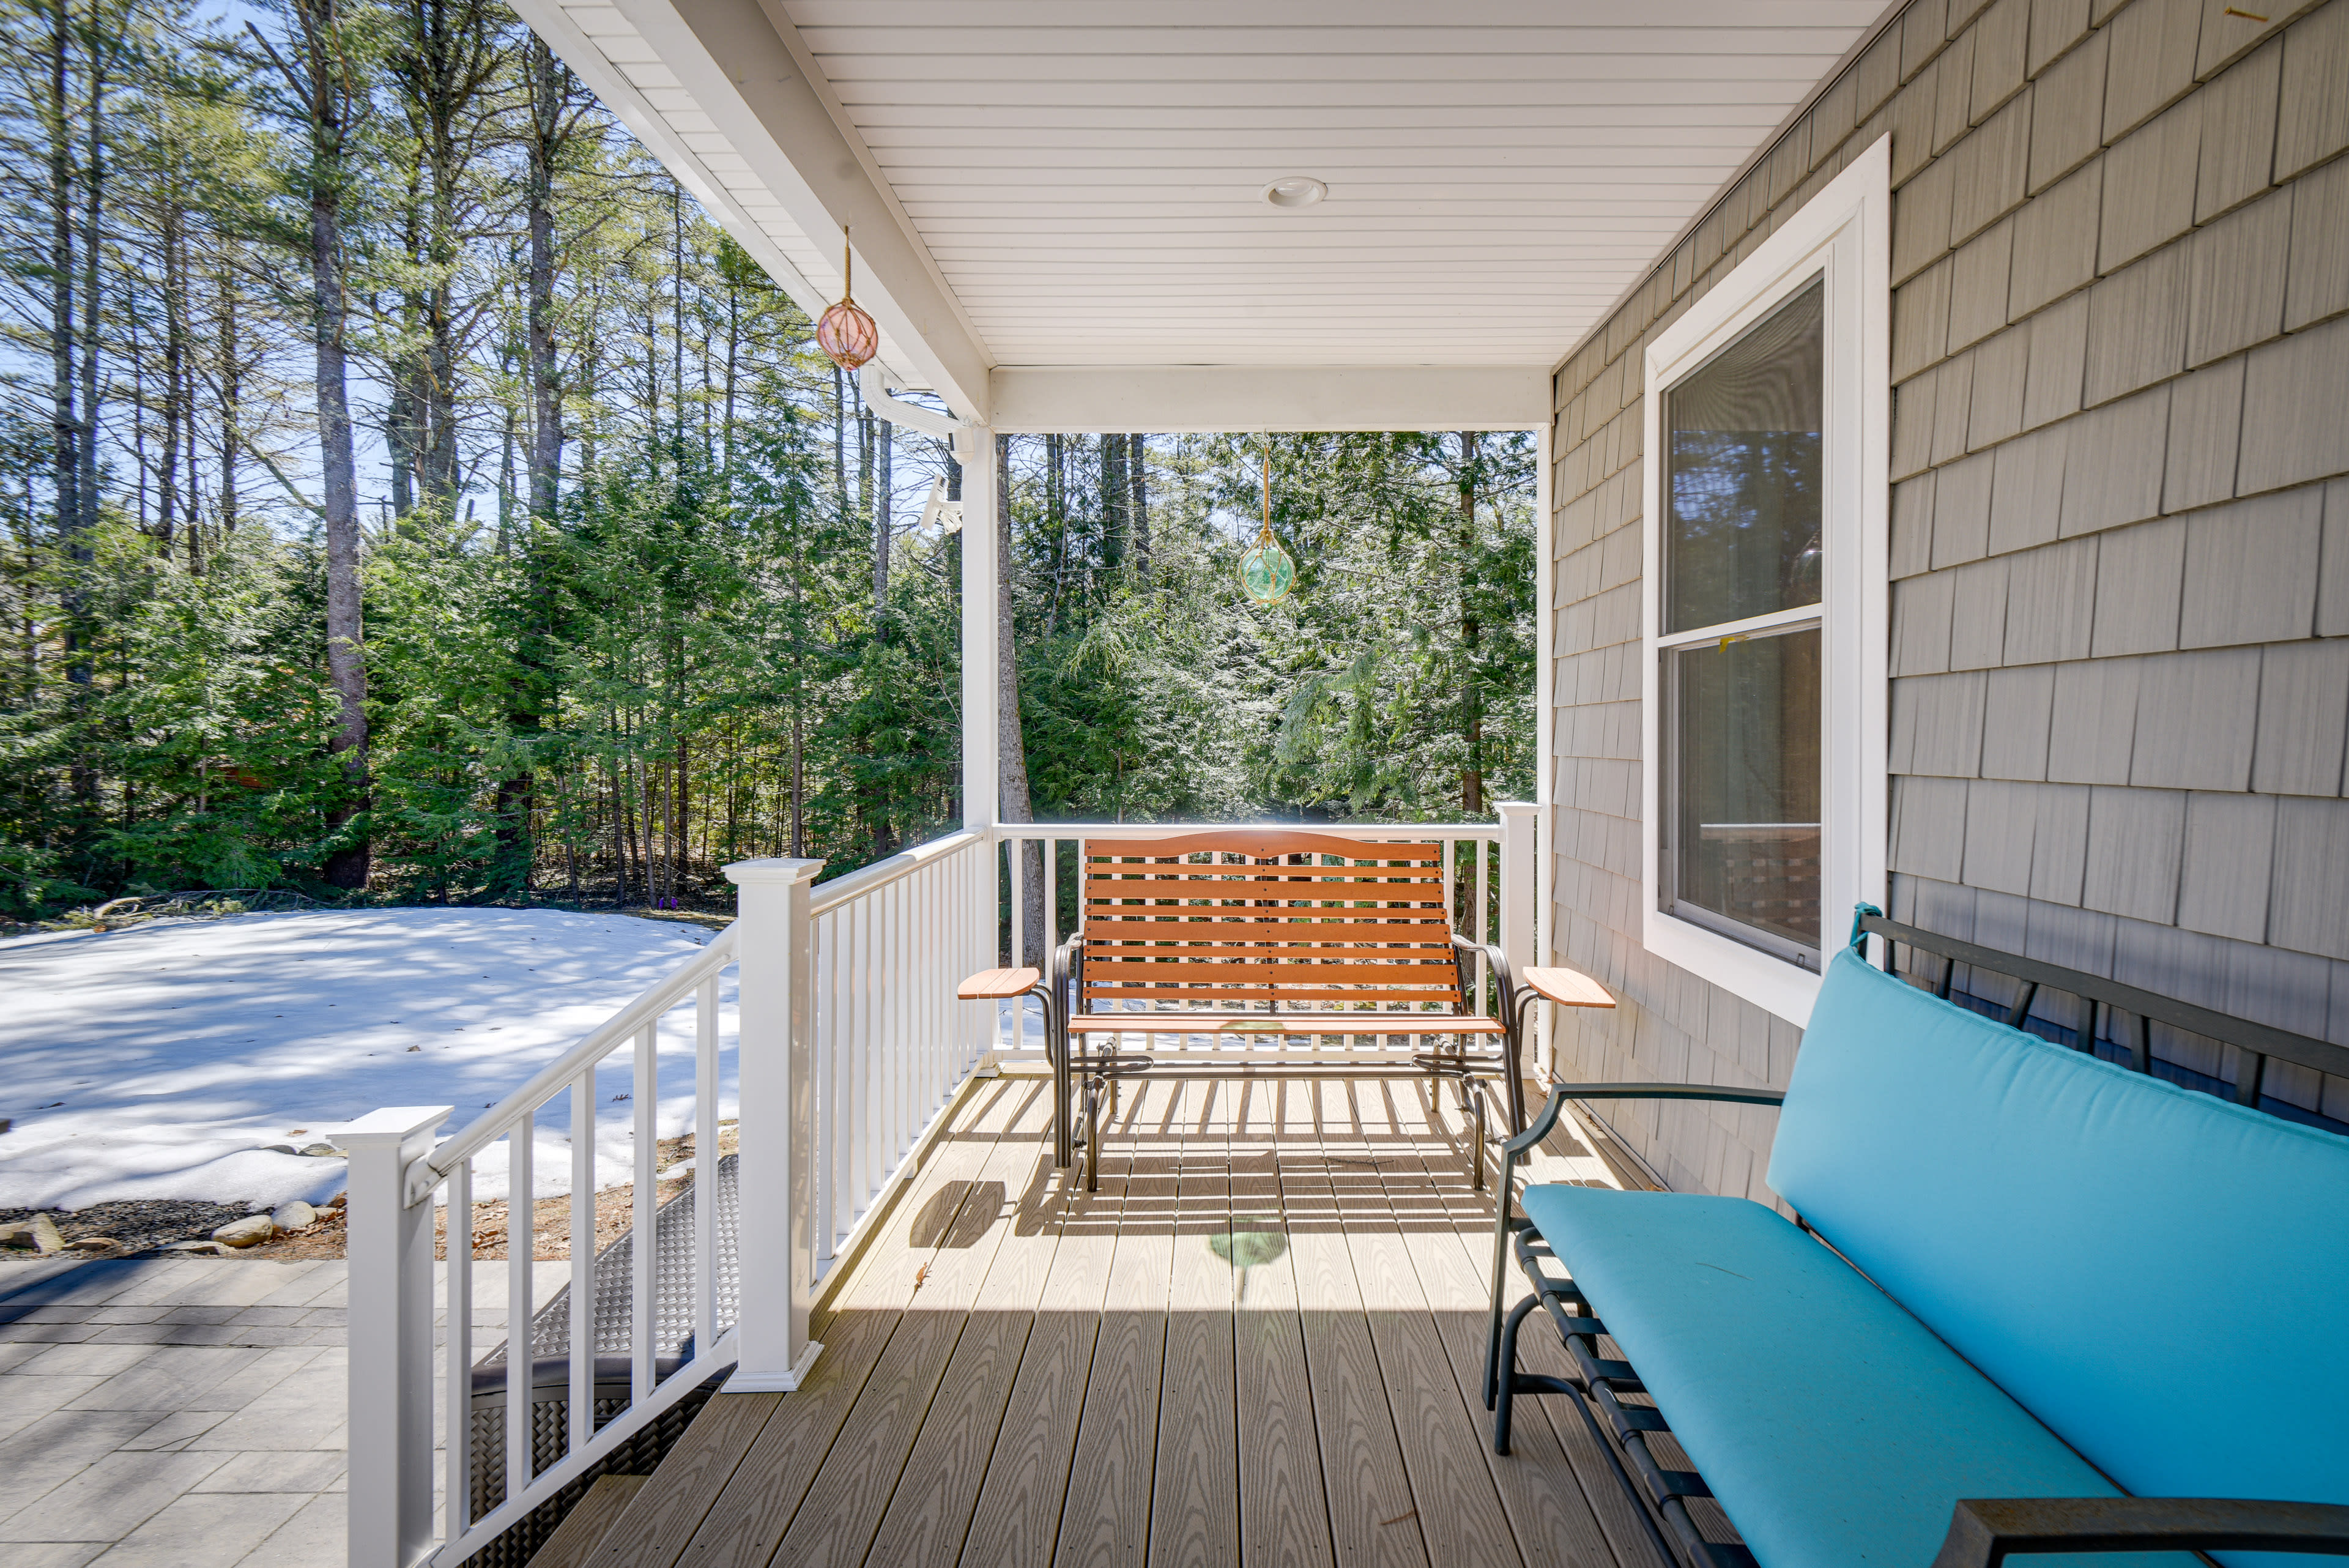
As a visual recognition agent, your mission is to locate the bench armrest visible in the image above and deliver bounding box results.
[1521,967,1616,1009]
[1502,1082,1787,1160]
[1931,1498,2349,1566]
[958,966,1042,1000]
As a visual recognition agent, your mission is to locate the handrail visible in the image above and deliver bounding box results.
[811,826,988,916]
[992,820,1502,841]
[404,923,740,1204]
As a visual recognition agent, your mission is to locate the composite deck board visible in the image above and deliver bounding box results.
[673,1079,1042,1568]
[955,1136,1130,1567]
[1283,1081,1432,1568]
[1149,1082,1241,1568]
[579,1391,781,1568]
[861,1091,1077,1566]
[765,1087,1050,1567]
[1372,1083,1642,1568]
[592,1070,1644,1568]
[1053,1087,1178,1568]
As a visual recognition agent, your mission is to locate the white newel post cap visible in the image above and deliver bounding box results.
[341,1106,453,1147]
[724,857,825,888]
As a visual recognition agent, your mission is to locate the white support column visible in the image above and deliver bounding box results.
[1533,404,1559,1074]
[344,1105,451,1568]
[723,856,825,1391]
[959,427,1000,832]
[1497,801,1538,1003]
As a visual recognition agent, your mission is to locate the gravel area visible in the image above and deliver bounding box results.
[0,1195,255,1254]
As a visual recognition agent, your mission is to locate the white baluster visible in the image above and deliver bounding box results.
[506,1112,533,1507]
[568,1072,594,1454]
[695,973,719,1359]
[633,1022,656,1401]
[443,1156,472,1545]
[1476,836,1491,1013]
[344,1104,449,1568]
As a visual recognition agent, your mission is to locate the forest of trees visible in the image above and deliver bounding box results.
[0,0,1536,923]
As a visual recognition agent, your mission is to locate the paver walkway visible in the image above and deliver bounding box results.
[0,1255,567,1567]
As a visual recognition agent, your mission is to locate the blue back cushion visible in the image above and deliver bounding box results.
[1767,950,2349,1554]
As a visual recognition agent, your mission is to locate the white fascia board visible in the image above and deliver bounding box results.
[606,0,994,422]
[989,365,1551,434]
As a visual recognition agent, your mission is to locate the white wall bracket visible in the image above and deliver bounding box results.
[859,362,972,440]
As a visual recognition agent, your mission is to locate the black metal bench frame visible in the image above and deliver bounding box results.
[1485,906,2349,1568]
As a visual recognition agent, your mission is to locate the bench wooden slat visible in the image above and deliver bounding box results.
[1086,882,1442,905]
[1082,960,1460,983]
[1089,945,1456,959]
[1086,923,1445,938]
[1079,987,1473,1005]
[1067,1013,1505,1035]
[1086,831,1443,862]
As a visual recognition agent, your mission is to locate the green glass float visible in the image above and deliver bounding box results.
[1239,440,1296,606]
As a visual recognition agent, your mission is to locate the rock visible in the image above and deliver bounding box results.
[69,1236,127,1256]
[0,1215,67,1254]
[300,1143,343,1157]
[168,1240,231,1256]
[272,1201,317,1232]
[210,1214,277,1248]
[327,1192,347,1209]
[258,1144,300,1156]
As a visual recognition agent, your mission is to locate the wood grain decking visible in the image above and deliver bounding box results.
[576,1072,1668,1568]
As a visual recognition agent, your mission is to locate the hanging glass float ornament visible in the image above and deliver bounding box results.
[1239,438,1296,605]
[815,231,879,371]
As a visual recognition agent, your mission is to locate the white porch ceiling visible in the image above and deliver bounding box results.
[513,0,1894,426]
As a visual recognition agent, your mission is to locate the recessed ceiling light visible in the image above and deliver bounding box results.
[1261,176,1327,209]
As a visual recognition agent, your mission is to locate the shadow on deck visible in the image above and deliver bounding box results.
[563,1071,1665,1568]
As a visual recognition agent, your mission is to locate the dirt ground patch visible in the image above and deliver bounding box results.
[179,1122,738,1263]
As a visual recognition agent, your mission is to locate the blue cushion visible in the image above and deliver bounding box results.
[1769,949,2349,1566]
[1518,1184,2183,1568]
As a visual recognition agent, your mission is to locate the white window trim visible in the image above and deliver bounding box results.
[1639,136,1890,1028]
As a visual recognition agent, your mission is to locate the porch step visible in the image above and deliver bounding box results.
[526,1474,647,1568]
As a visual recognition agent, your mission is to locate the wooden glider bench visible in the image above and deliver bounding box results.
[1487,906,2349,1568]
[959,830,1614,1191]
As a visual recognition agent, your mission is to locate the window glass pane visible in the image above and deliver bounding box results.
[1664,279,1824,633]
[1668,626,1821,955]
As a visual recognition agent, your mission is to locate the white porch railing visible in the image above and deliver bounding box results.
[344,812,1531,1568]
[343,830,995,1568]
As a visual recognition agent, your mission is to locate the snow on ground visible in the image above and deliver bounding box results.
[0,908,737,1212]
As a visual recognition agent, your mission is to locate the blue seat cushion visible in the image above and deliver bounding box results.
[1768,949,2349,1567]
[1516,1183,2194,1568]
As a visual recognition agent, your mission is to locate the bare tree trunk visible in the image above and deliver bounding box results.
[216,253,239,534]
[1099,430,1126,572]
[45,0,92,730]
[75,1,106,538]
[281,0,371,889]
[525,35,565,524]
[1129,433,1148,578]
[996,434,1043,960]
[157,204,183,555]
[831,363,846,525]
[1044,433,1067,637]
[1458,431,1484,819]
[872,414,891,616]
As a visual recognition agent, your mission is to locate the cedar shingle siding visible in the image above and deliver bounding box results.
[1548,0,2349,1198]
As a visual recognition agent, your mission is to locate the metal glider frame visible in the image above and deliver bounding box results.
[1040,926,1537,1193]
[1482,908,2349,1568]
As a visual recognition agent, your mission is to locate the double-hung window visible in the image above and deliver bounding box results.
[1639,138,1890,1026]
